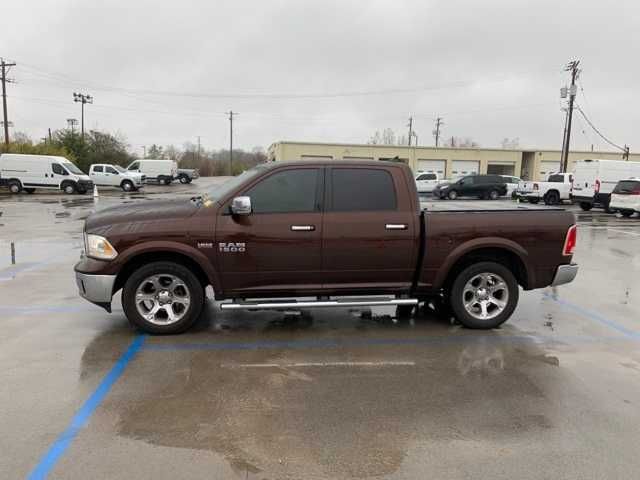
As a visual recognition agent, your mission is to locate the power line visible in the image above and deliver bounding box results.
[574,105,625,152]
[73,92,93,139]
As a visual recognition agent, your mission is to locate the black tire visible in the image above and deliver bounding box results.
[122,261,204,335]
[620,210,634,218]
[8,180,22,194]
[164,177,172,186]
[24,188,36,194]
[604,203,616,214]
[544,191,560,205]
[579,202,593,211]
[396,304,415,319]
[449,261,519,329]
[121,180,134,192]
[62,182,77,195]
[528,198,539,204]
[447,189,458,200]
[488,189,499,200]
[179,175,189,184]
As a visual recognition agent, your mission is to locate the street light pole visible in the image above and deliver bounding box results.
[73,93,93,140]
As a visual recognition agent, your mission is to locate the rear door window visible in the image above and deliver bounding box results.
[331,168,396,211]
[245,168,319,213]
[417,173,436,181]
[548,174,565,182]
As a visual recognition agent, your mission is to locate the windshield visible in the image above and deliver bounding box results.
[63,162,85,175]
[114,165,126,173]
[205,165,268,202]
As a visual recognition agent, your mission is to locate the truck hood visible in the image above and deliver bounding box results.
[85,198,200,234]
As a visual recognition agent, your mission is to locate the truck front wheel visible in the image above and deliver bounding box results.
[579,202,592,211]
[122,261,204,334]
[121,180,134,192]
[179,174,189,184]
[450,261,518,329]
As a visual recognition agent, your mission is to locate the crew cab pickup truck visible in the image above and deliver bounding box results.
[75,161,579,334]
[516,172,573,205]
[177,168,199,184]
[89,164,145,192]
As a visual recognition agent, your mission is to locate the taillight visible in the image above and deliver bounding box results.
[563,225,577,256]
[594,179,601,193]
[533,183,539,191]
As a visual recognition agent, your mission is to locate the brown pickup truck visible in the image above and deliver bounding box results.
[75,160,578,334]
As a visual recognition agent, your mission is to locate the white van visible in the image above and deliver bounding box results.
[572,159,640,211]
[0,153,93,194]
[126,159,177,185]
[89,164,145,192]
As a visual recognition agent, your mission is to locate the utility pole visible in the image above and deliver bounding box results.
[227,111,237,175]
[197,136,201,162]
[73,92,93,140]
[407,116,413,146]
[142,146,146,158]
[48,128,52,143]
[433,117,444,147]
[1,58,17,147]
[560,60,580,173]
[623,145,630,161]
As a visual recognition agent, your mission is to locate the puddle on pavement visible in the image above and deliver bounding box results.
[80,308,568,479]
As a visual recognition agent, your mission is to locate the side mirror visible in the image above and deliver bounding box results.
[231,196,252,215]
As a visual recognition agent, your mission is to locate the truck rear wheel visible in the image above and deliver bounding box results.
[179,175,189,184]
[121,180,134,192]
[544,191,560,205]
[450,261,518,329]
[579,202,592,211]
[164,177,172,185]
[488,189,499,200]
[122,261,204,334]
[620,210,634,218]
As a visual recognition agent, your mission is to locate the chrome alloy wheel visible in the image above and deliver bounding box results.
[462,272,509,321]
[135,274,191,325]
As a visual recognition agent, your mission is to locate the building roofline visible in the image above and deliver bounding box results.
[268,140,633,156]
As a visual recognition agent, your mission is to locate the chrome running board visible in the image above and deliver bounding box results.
[219,297,418,310]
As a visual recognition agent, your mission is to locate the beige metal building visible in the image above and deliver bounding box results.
[268,141,640,181]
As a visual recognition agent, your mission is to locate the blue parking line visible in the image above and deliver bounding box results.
[26,335,146,480]
[543,292,640,339]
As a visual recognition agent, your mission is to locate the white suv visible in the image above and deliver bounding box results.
[610,178,640,218]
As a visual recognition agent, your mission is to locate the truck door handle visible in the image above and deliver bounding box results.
[291,225,315,231]
[385,224,407,230]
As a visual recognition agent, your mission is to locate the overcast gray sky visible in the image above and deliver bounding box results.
[2,0,639,154]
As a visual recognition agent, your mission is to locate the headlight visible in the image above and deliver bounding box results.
[86,234,118,260]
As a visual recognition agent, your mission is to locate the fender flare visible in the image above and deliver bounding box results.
[114,241,222,293]
[433,237,533,289]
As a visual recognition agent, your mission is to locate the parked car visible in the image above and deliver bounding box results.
[126,159,177,185]
[89,164,145,192]
[501,175,522,198]
[432,174,508,200]
[75,160,578,334]
[609,178,640,217]
[516,172,573,205]
[0,153,93,194]
[572,159,640,211]
[177,168,199,184]
[415,172,441,193]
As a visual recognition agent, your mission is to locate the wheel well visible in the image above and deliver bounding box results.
[120,179,133,187]
[443,247,528,291]
[60,179,76,188]
[113,251,211,294]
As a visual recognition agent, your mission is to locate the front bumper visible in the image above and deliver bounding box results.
[75,271,116,311]
[551,264,579,287]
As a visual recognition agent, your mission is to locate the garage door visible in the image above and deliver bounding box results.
[538,161,561,180]
[451,160,480,179]
[417,159,446,176]
[487,162,516,176]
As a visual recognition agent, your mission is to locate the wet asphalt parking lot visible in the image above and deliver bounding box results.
[1,178,639,480]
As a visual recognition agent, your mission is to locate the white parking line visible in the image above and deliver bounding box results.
[221,361,416,368]
[580,225,640,237]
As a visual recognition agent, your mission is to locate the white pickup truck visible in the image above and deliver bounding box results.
[89,164,145,192]
[516,172,573,205]
[414,172,441,193]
